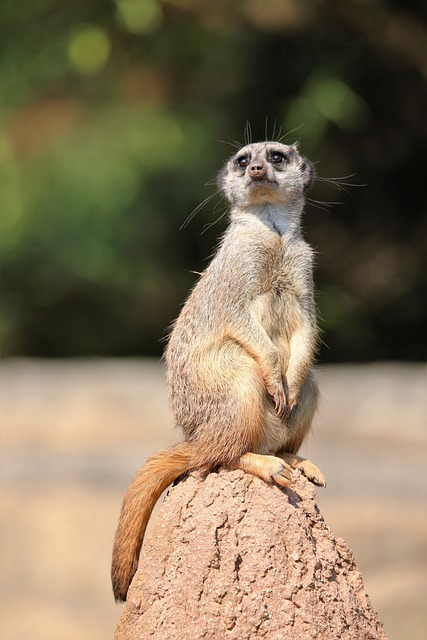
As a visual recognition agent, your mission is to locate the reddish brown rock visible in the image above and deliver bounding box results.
[115,470,388,640]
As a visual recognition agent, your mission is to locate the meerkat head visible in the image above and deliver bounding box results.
[218,141,313,210]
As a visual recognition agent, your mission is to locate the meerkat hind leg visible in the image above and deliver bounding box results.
[278,452,326,487]
[231,452,293,487]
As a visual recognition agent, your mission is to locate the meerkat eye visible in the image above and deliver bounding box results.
[270,151,287,164]
[236,155,249,168]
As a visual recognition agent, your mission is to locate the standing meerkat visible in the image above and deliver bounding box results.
[111,140,326,603]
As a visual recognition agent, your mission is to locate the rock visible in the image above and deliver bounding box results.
[115,469,388,640]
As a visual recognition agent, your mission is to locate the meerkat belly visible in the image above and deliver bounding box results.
[200,337,290,455]
[252,290,293,361]
[168,328,257,399]
[254,415,290,455]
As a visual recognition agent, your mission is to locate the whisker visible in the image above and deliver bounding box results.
[317,175,365,188]
[265,117,281,142]
[318,173,358,181]
[244,121,252,146]
[315,174,366,196]
[217,139,242,151]
[308,197,344,206]
[277,123,306,144]
[274,125,283,142]
[317,181,351,195]
[201,207,228,234]
[271,118,277,142]
[180,193,217,229]
[306,197,343,213]
[306,200,330,213]
[212,195,225,212]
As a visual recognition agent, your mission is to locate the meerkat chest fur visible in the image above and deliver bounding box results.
[215,212,314,338]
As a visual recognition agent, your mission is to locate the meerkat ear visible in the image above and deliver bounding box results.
[300,157,314,191]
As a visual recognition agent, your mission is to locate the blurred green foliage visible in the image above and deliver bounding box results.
[1,0,426,361]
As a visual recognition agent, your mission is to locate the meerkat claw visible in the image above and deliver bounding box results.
[270,462,293,487]
[275,398,286,418]
[269,383,287,418]
[271,471,290,487]
[301,461,326,487]
[312,473,327,488]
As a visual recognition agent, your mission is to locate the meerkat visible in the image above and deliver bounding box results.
[111,140,326,603]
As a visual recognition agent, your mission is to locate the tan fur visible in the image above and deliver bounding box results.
[111,141,325,602]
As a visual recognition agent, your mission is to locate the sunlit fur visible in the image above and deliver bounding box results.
[111,141,325,603]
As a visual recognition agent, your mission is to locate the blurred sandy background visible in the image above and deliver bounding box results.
[0,359,424,640]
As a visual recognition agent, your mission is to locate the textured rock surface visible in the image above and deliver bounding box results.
[115,469,388,640]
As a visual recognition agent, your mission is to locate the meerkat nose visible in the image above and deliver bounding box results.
[249,160,267,180]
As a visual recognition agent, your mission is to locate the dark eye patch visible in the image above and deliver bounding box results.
[270,151,288,164]
[236,155,249,168]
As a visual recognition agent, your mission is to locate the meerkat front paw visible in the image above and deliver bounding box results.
[279,453,326,487]
[284,382,300,418]
[267,457,293,487]
[236,452,293,487]
[297,459,326,487]
[266,380,288,418]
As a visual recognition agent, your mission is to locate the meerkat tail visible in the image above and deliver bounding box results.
[111,442,194,602]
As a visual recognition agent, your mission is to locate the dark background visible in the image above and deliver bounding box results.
[1,0,426,362]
